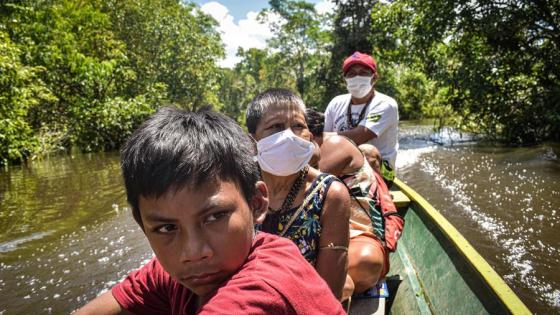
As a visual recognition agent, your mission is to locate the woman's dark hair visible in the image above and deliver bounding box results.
[246,88,306,134]
[121,107,260,228]
[305,108,325,137]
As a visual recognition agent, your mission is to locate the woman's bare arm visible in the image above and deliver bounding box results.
[315,180,351,300]
[319,136,363,177]
[337,126,376,146]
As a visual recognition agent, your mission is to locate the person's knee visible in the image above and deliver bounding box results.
[349,242,385,292]
[355,248,384,276]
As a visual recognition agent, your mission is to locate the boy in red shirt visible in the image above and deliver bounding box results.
[75,108,344,314]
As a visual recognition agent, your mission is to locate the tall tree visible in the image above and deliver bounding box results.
[371,0,560,143]
[2,0,140,153]
[0,31,55,164]
[103,0,225,111]
[217,47,296,123]
[259,0,331,108]
[322,0,379,108]
[0,0,226,163]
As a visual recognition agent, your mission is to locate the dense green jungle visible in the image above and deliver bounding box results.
[1,0,559,166]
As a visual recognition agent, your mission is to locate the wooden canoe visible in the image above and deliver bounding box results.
[349,178,531,315]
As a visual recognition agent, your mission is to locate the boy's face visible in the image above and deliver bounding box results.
[138,180,266,298]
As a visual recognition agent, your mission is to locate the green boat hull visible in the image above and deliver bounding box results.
[350,178,531,315]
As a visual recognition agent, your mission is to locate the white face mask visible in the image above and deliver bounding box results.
[255,129,314,176]
[345,75,373,99]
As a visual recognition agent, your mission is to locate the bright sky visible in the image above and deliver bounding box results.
[192,0,335,68]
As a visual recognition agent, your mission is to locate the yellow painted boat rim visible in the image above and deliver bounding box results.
[393,177,532,315]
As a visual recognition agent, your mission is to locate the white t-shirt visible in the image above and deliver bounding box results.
[324,92,399,168]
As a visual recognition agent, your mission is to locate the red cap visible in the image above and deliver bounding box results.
[342,51,377,74]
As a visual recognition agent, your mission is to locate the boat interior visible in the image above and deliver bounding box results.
[347,182,528,315]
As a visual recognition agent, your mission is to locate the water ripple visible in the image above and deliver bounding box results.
[0,232,53,253]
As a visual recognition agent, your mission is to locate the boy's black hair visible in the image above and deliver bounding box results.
[121,107,260,228]
[305,107,325,137]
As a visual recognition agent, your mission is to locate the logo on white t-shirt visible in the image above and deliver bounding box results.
[367,113,382,123]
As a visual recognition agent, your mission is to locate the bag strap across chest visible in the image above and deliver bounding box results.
[279,174,336,237]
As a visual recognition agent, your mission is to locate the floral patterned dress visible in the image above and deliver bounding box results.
[258,173,337,265]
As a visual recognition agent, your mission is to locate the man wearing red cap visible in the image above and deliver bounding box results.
[324,51,399,181]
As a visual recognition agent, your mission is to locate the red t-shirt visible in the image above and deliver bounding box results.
[112,232,345,314]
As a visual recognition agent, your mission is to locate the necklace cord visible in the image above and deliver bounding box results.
[262,166,309,232]
[346,92,375,129]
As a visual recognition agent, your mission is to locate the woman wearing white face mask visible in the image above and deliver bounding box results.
[323,51,399,184]
[246,88,351,301]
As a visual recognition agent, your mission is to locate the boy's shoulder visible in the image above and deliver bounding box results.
[211,232,345,314]
[113,233,344,314]
[112,256,194,314]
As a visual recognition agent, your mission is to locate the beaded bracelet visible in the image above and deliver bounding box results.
[320,242,349,252]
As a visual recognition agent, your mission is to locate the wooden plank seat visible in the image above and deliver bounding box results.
[348,280,389,315]
[390,190,410,209]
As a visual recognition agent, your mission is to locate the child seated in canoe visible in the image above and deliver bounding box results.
[306,107,402,301]
[75,108,345,314]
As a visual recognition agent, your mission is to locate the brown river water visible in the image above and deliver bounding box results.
[0,121,559,314]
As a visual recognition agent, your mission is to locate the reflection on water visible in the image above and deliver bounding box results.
[0,153,152,314]
[0,125,559,314]
[0,152,123,246]
[398,121,560,314]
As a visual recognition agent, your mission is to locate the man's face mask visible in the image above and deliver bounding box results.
[345,75,373,99]
[254,129,314,176]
